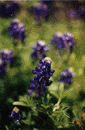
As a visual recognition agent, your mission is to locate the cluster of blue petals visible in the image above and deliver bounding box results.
[58,68,75,84]
[67,9,78,19]
[51,32,65,49]
[0,2,20,17]
[62,32,76,53]
[30,3,50,20]
[28,57,55,97]
[31,40,49,59]
[0,49,14,77]
[9,107,26,124]
[67,6,85,19]
[7,19,27,43]
[0,49,14,66]
[51,32,76,53]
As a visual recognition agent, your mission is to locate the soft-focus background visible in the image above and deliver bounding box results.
[0,1,85,129]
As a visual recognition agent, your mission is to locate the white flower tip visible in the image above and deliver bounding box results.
[37,40,46,46]
[44,57,52,64]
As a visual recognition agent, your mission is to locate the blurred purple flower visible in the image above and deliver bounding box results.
[51,32,65,49]
[28,57,55,97]
[7,19,27,43]
[31,40,49,59]
[0,49,14,66]
[67,9,78,19]
[0,1,20,17]
[62,32,76,53]
[51,32,76,53]
[9,107,26,124]
[30,3,50,20]
[58,68,75,84]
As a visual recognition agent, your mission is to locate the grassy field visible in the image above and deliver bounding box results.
[0,1,85,130]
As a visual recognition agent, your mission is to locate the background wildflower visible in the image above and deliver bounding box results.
[31,40,49,59]
[62,32,76,53]
[67,9,78,19]
[51,32,76,53]
[58,68,75,84]
[7,19,27,44]
[9,107,26,124]
[30,3,50,20]
[0,49,14,66]
[51,32,65,49]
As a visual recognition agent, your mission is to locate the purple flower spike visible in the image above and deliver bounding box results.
[28,57,55,98]
[7,19,27,43]
[67,9,78,19]
[9,107,26,124]
[31,40,49,59]
[51,32,65,49]
[0,49,14,66]
[58,68,75,84]
[62,32,76,53]
[30,3,50,20]
[51,31,76,53]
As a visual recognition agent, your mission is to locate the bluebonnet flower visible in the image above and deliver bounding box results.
[28,57,55,97]
[7,19,27,43]
[30,3,50,20]
[51,32,76,53]
[62,32,76,53]
[31,40,49,59]
[0,58,6,77]
[9,107,26,124]
[0,1,20,17]
[58,68,75,84]
[51,32,65,49]
[0,49,14,66]
[67,9,78,19]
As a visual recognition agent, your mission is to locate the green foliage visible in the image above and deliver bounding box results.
[0,1,85,130]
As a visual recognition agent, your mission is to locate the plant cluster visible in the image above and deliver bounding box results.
[0,49,14,77]
[31,40,49,59]
[30,3,50,20]
[0,1,85,130]
[7,19,27,44]
[51,32,76,53]
[67,6,85,19]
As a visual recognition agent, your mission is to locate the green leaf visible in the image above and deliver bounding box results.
[49,91,59,99]
[13,101,28,107]
[59,83,64,96]
[5,126,9,130]
[41,103,53,109]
